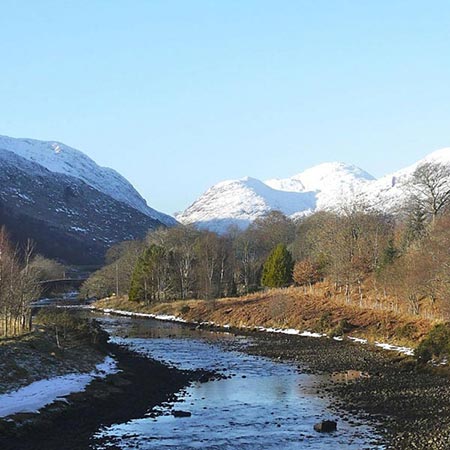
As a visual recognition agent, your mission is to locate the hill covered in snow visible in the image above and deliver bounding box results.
[0,135,175,263]
[0,135,176,226]
[177,149,450,232]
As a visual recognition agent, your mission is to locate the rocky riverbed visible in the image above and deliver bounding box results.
[237,329,450,450]
[0,340,217,450]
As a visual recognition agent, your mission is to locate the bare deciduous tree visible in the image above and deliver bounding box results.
[409,162,450,221]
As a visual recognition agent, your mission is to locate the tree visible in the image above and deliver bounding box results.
[81,240,142,299]
[249,211,295,254]
[28,255,66,281]
[409,162,450,221]
[146,226,199,300]
[0,227,40,336]
[233,230,261,294]
[195,231,222,299]
[293,260,322,291]
[129,244,172,303]
[261,244,293,288]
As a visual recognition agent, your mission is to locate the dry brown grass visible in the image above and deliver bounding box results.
[94,284,436,347]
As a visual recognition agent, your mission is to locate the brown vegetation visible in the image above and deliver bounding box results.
[95,282,433,347]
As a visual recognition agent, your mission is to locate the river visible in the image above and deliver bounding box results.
[90,314,384,450]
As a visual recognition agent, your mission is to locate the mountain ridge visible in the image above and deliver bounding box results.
[0,134,176,226]
[178,148,450,232]
[0,135,175,263]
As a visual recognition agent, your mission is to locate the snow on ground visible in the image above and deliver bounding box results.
[374,342,415,356]
[0,356,118,418]
[101,308,187,323]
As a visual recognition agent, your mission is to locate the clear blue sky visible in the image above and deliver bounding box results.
[1,1,449,215]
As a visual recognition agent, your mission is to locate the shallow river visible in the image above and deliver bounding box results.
[92,315,384,450]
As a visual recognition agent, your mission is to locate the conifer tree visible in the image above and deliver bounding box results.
[261,244,293,288]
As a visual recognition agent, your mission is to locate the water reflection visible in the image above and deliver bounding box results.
[93,316,384,450]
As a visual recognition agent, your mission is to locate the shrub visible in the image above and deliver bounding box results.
[180,305,191,315]
[395,323,417,340]
[330,319,352,337]
[415,323,450,363]
[315,311,332,333]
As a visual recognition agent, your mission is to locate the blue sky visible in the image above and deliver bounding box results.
[0,1,449,214]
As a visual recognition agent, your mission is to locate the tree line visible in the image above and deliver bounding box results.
[82,161,450,320]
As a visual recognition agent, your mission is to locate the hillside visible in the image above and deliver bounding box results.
[0,136,175,264]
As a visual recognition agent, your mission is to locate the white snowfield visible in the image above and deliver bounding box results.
[0,356,118,418]
[96,307,414,356]
[178,148,450,232]
[0,135,176,226]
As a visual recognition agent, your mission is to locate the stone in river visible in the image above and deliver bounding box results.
[172,410,192,418]
[313,420,337,433]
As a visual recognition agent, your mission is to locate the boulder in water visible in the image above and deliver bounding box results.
[313,420,337,433]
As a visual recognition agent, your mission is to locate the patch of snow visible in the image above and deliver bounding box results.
[347,336,368,344]
[101,308,187,323]
[374,341,414,356]
[0,356,118,418]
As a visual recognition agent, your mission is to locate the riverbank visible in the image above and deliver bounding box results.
[93,292,450,450]
[245,332,450,450]
[0,341,215,450]
[0,314,217,450]
[93,286,434,349]
[0,322,107,396]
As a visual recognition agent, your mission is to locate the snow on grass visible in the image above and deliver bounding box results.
[374,342,415,356]
[101,308,187,323]
[348,336,368,344]
[0,356,118,418]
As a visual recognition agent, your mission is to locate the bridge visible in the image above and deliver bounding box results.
[39,278,88,294]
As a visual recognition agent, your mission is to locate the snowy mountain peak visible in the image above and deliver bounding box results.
[0,135,176,226]
[176,176,316,232]
[266,162,375,193]
[179,149,450,232]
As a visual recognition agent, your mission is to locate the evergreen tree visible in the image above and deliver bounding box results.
[261,244,293,288]
[129,244,170,303]
[381,238,398,267]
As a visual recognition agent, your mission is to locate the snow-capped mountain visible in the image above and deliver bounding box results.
[266,162,375,210]
[176,177,317,232]
[0,135,176,226]
[358,147,450,213]
[178,149,450,232]
[0,135,175,263]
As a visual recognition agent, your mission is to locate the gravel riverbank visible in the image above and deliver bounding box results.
[0,340,216,450]
[237,329,450,450]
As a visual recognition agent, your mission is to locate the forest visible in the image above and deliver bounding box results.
[82,161,450,322]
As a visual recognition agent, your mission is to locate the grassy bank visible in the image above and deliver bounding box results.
[94,284,435,349]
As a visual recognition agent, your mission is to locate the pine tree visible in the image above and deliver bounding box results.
[129,244,169,303]
[261,244,293,288]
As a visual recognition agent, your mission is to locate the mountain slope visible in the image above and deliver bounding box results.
[266,162,375,210]
[0,136,173,264]
[0,135,176,226]
[359,147,450,212]
[176,177,316,232]
[178,149,450,231]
